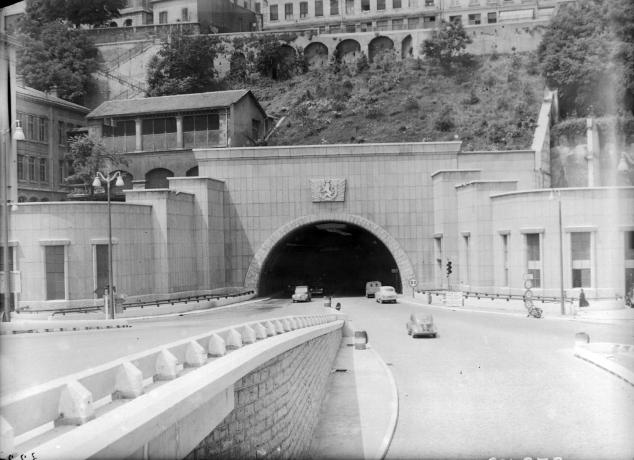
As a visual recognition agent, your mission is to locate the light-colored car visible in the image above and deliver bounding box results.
[406,313,437,338]
[365,281,382,298]
[375,286,397,304]
[292,285,312,302]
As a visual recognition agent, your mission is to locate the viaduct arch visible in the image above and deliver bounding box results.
[244,213,415,294]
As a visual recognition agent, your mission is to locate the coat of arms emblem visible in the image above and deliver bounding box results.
[310,178,346,202]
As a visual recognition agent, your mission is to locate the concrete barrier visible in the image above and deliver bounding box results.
[1,314,342,459]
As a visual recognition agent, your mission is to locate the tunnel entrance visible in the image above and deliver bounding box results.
[258,221,402,297]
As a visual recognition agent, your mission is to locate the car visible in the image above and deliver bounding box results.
[310,285,324,297]
[292,285,312,302]
[406,313,437,338]
[365,281,382,298]
[375,286,397,303]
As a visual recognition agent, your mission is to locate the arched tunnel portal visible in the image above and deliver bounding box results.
[257,220,404,297]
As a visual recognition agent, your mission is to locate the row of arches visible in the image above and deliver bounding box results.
[117,166,199,190]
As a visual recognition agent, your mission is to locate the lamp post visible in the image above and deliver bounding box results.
[549,189,566,315]
[92,171,124,320]
[1,121,24,322]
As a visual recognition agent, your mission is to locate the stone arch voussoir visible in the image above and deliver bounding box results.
[245,214,415,294]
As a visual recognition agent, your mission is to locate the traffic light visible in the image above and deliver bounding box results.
[446,261,452,276]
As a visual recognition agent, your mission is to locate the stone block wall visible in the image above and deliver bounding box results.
[186,328,342,460]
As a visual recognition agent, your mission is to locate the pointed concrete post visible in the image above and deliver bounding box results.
[185,341,207,367]
[208,334,226,357]
[57,381,95,425]
[0,417,14,459]
[226,329,243,349]
[263,321,276,336]
[113,362,144,399]
[273,320,285,334]
[253,323,267,340]
[155,349,180,380]
[287,318,298,330]
[241,325,256,344]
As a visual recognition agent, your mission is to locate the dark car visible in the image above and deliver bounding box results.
[406,313,437,338]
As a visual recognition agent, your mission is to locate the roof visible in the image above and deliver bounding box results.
[17,85,91,113]
[87,89,267,119]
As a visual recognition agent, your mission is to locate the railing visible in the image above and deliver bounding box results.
[1,314,343,458]
[96,68,146,93]
[417,289,577,304]
[105,40,154,71]
[120,290,256,310]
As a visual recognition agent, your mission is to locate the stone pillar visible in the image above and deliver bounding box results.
[135,118,143,152]
[176,115,183,149]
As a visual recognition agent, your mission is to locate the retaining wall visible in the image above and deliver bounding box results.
[187,329,342,459]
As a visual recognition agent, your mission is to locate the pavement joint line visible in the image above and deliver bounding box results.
[574,347,634,387]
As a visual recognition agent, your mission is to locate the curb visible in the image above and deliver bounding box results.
[574,345,634,387]
[366,346,399,460]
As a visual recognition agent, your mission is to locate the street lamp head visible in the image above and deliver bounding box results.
[92,177,102,188]
[115,175,125,187]
[13,120,25,141]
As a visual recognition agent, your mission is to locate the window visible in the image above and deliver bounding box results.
[17,155,25,181]
[58,121,66,145]
[39,158,47,183]
[181,7,188,21]
[315,0,323,16]
[449,15,461,24]
[300,1,308,18]
[377,19,388,30]
[393,0,402,8]
[255,2,261,13]
[468,13,481,24]
[270,5,278,20]
[423,15,436,26]
[104,119,136,153]
[487,12,497,23]
[28,157,36,181]
[285,3,293,19]
[392,18,403,29]
[39,117,48,142]
[94,244,109,298]
[526,233,541,288]
[345,23,356,32]
[142,117,177,151]
[329,24,341,32]
[252,119,261,140]
[362,0,370,11]
[571,232,592,288]
[330,0,339,15]
[45,245,65,300]
[183,113,221,148]
[377,0,386,10]
[408,17,419,28]
[425,0,434,5]
[345,0,354,14]
[124,18,133,26]
[159,11,167,23]
[27,115,34,140]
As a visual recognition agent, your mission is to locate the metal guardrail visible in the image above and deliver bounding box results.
[418,289,577,304]
[120,290,255,310]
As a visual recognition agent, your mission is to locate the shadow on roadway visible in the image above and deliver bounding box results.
[308,342,364,459]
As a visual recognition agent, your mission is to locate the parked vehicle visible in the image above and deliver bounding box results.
[406,313,437,338]
[375,286,397,304]
[292,285,312,302]
[310,285,324,297]
[365,281,382,298]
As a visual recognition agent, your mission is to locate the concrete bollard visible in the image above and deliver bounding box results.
[155,349,180,380]
[225,328,243,349]
[113,362,144,399]
[287,317,298,330]
[253,323,267,340]
[0,417,14,459]
[263,321,277,336]
[273,320,285,334]
[281,318,292,332]
[342,319,354,338]
[241,325,257,344]
[208,334,226,357]
[575,332,590,345]
[57,381,95,425]
[354,331,368,350]
[185,341,207,367]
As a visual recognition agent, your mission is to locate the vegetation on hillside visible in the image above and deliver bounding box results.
[246,52,543,151]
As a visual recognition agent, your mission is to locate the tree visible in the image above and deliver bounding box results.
[254,35,306,80]
[421,20,473,69]
[608,0,634,113]
[23,0,125,29]
[146,33,224,96]
[18,21,100,104]
[65,134,129,197]
[537,0,629,116]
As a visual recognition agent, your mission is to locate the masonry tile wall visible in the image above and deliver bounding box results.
[186,329,342,459]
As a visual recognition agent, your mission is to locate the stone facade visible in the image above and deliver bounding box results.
[186,328,342,460]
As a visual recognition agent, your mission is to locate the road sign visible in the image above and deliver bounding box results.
[408,278,417,288]
[524,279,533,289]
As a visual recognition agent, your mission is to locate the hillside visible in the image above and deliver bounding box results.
[239,52,545,151]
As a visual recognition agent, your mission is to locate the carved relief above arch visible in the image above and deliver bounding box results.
[244,214,415,293]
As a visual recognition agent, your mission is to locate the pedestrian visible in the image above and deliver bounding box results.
[579,288,589,308]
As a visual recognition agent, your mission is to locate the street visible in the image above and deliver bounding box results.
[341,296,634,460]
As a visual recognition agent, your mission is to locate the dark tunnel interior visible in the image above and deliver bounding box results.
[258,222,402,297]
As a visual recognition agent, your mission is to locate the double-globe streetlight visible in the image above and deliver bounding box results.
[1,120,25,322]
[92,171,124,319]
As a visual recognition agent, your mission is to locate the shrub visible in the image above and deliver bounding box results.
[434,106,455,132]
[404,96,420,111]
